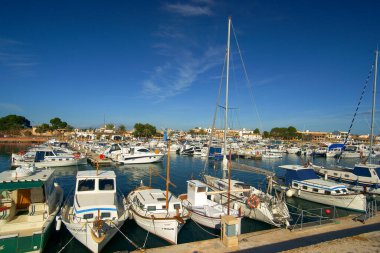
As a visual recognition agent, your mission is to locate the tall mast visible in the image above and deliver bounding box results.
[369,49,378,164]
[222,16,231,173]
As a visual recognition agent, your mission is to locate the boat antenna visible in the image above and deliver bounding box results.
[222,16,232,175]
[369,48,378,164]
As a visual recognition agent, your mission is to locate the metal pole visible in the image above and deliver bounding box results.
[222,16,231,173]
[369,49,378,164]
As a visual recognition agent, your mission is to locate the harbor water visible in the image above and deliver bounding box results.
[0,144,374,253]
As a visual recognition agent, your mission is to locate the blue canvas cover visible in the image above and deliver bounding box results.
[328,143,345,151]
[284,168,320,186]
[353,166,372,177]
[34,151,45,162]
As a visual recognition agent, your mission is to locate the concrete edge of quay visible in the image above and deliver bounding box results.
[130,213,380,253]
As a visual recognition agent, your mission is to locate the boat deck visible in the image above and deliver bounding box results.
[0,211,46,236]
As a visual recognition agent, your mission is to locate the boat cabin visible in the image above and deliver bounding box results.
[132,188,183,213]
[186,180,208,206]
[73,170,118,222]
[352,165,380,179]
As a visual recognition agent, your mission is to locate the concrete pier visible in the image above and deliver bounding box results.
[131,212,380,253]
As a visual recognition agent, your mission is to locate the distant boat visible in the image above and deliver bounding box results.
[117,146,164,164]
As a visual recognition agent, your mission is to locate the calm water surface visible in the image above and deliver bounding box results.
[0,144,375,252]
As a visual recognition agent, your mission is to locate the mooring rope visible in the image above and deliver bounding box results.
[111,221,142,250]
[57,222,87,253]
[192,218,220,238]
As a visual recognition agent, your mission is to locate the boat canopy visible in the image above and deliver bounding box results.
[353,166,380,178]
[328,143,345,151]
[284,168,320,186]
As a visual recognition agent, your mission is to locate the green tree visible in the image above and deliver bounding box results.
[105,124,115,130]
[36,123,51,133]
[117,124,126,134]
[253,128,260,134]
[263,131,270,138]
[133,123,156,138]
[0,115,31,131]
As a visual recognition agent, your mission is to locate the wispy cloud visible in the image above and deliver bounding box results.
[142,46,224,101]
[0,38,38,74]
[255,76,281,86]
[0,103,22,112]
[163,1,213,16]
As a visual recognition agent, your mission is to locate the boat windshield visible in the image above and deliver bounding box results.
[374,167,380,179]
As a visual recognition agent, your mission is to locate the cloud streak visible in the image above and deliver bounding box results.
[0,38,38,74]
[163,2,213,16]
[142,46,224,101]
[0,103,22,112]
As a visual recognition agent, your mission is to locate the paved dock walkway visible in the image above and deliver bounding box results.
[132,213,380,253]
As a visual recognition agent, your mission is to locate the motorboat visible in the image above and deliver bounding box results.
[59,170,129,253]
[12,150,87,168]
[277,165,367,212]
[0,168,63,253]
[179,180,243,231]
[118,147,164,164]
[126,185,189,244]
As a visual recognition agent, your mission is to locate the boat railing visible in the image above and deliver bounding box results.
[288,205,337,231]
[353,200,378,223]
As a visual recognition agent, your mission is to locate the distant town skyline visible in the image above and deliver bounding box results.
[1,1,380,134]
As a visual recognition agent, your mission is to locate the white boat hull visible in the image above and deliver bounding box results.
[63,219,123,253]
[118,154,164,164]
[293,189,366,212]
[130,210,183,244]
[14,157,87,168]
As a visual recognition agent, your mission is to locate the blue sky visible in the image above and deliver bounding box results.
[1,0,380,134]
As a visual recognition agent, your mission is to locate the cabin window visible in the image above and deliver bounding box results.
[173,204,181,210]
[83,213,93,219]
[52,159,55,161]
[197,187,206,193]
[335,190,341,194]
[333,173,338,176]
[101,212,111,218]
[302,186,308,190]
[59,159,62,161]
[99,179,114,190]
[147,206,156,211]
[78,180,95,191]
[325,190,331,195]
[293,183,298,187]
[46,151,54,156]
[344,174,350,177]
[312,188,319,193]
[162,205,166,209]
[157,198,166,202]
[342,189,347,193]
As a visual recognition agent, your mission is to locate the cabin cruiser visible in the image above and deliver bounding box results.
[179,180,242,231]
[0,168,63,253]
[277,165,366,212]
[117,146,164,164]
[313,163,380,189]
[59,170,129,253]
[12,150,87,168]
[127,185,189,244]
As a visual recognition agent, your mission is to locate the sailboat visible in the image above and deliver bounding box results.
[202,17,291,227]
[313,49,380,195]
[126,143,189,244]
